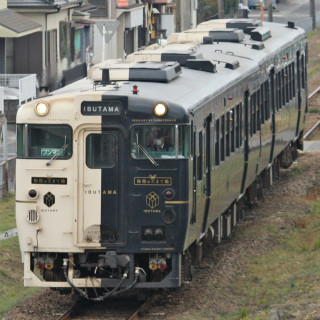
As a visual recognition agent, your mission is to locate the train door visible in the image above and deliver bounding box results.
[78,128,126,247]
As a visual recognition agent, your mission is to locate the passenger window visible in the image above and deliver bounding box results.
[215,118,220,166]
[239,103,243,146]
[236,105,240,149]
[226,112,230,157]
[220,115,225,162]
[86,134,116,168]
[257,91,261,131]
[231,108,235,152]
[292,63,296,98]
[197,132,203,181]
[301,55,305,89]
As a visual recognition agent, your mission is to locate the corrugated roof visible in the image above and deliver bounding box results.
[7,0,82,10]
[0,8,41,35]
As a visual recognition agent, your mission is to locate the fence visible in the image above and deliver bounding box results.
[0,157,16,198]
[0,74,37,105]
[0,87,3,114]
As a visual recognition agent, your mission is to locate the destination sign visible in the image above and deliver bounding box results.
[32,177,67,185]
[81,101,122,116]
[134,175,172,186]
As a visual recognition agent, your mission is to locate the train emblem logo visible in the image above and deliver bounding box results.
[146,192,159,209]
[44,192,55,207]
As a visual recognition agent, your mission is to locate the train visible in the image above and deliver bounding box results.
[16,18,308,300]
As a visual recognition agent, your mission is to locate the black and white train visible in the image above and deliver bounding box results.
[16,18,307,299]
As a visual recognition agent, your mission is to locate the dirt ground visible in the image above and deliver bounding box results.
[2,27,320,320]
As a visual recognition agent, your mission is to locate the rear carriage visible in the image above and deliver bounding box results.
[16,19,307,297]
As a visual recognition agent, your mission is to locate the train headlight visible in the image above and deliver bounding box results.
[154,102,168,117]
[34,101,49,116]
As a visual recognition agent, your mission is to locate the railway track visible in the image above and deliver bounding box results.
[58,297,149,320]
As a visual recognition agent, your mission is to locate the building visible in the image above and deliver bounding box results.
[5,0,94,91]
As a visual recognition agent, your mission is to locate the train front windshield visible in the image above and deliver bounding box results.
[17,124,72,159]
[130,125,190,159]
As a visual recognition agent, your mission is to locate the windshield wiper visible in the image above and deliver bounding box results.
[137,143,159,167]
[46,136,68,166]
[136,132,159,167]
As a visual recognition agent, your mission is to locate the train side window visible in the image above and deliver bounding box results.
[17,124,72,159]
[197,132,203,181]
[260,84,265,121]
[239,103,243,146]
[250,96,253,137]
[257,91,261,131]
[288,65,292,100]
[253,93,257,134]
[301,54,305,89]
[86,134,116,168]
[220,115,225,162]
[285,66,289,103]
[226,111,230,157]
[236,105,240,149]
[276,72,280,111]
[215,118,220,166]
[264,81,269,121]
[281,69,285,106]
[292,62,296,98]
[231,108,235,152]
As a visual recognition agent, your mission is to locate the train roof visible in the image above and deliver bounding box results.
[52,19,306,116]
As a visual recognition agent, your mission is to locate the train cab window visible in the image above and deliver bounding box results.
[86,134,116,168]
[17,124,72,159]
[130,125,189,159]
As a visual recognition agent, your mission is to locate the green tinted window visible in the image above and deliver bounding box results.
[86,134,116,168]
[17,124,72,159]
[130,125,190,160]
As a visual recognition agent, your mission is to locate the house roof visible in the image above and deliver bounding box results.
[0,8,41,37]
[7,0,82,11]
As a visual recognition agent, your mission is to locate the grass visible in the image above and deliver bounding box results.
[223,203,320,319]
[0,194,41,316]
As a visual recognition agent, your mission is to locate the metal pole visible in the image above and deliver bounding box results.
[218,0,224,18]
[102,24,106,62]
[108,0,112,59]
[3,116,7,163]
[1,115,8,194]
[268,0,273,22]
[310,0,316,30]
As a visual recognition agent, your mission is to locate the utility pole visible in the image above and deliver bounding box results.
[218,0,224,18]
[268,0,273,22]
[310,0,316,30]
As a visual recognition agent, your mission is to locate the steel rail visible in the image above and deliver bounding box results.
[308,85,320,101]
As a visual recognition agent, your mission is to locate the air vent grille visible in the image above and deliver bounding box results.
[27,210,40,224]
[162,209,177,224]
